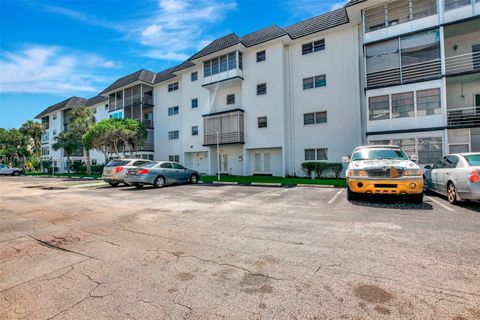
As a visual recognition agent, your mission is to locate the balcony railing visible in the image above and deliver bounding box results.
[203,109,244,146]
[143,95,153,105]
[41,133,49,143]
[447,107,480,127]
[445,51,480,75]
[366,59,441,88]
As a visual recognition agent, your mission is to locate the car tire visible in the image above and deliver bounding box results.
[11,171,20,176]
[447,182,458,204]
[154,176,165,188]
[423,176,428,192]
[190,174,199,184]
[409,193,423,204]
[133,183,143,189]
[347,187,358,201]
[108,182,120,187]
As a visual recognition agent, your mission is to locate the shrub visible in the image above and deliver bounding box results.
[301,162,344,178]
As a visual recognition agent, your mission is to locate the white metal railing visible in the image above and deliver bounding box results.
[445,51,480,75]
[366,59,441,87]
[203,110,245,145]
[447,107,480,126]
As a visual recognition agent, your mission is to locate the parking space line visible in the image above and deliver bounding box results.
[328,189,343,205]
[426,196,455,212]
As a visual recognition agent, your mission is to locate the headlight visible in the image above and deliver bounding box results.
[348,169,367,177]
[404,169,422,176]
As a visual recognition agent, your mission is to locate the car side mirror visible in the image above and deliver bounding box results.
[342,156,350,164]
[410,155,418,162]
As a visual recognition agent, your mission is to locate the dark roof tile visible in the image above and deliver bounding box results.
[189,33,241,61]
[85,95,108,107]
[35,96,86,119]
[100,69,156,94]
[241,25,288,47]
[173,60,195,72]
[153,66,178,84]
[284,8,349,39]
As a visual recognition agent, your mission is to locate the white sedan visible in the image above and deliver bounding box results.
[425,153,480,204]
[0,164,23,176]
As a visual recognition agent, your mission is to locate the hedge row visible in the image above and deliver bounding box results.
[301,162,343,179]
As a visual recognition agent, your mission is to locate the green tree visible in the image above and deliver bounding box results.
[0,128,31,165]
[19,120,45,171]
[69,106,96,174]
[52,131,81,173]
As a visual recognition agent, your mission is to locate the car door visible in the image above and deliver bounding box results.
[172,163,189,182]
[437,156,458,195]
[159,162,176,184]
[0,164,7,174]
[431,158,445,193]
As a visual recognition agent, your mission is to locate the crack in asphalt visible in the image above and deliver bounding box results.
[28,235,100,260]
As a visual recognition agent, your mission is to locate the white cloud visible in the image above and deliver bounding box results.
[134,0,237,61]
[0,45,119,94]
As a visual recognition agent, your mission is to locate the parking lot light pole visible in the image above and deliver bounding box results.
[216,130,220,181]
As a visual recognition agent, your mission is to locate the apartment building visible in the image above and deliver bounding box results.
[37,95,109,171]
[34,0,478,175]
[345,0,480,167]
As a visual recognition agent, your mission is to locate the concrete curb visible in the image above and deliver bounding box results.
[296,184,336,188]
[70,182,109,189]
[212,181,238,185]
[251,182,282,187]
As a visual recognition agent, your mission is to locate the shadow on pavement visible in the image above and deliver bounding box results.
[350,195,433,210]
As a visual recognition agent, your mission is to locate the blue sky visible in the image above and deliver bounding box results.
[0,0,345,129]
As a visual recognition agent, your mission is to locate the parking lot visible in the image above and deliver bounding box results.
[1,176,479,320]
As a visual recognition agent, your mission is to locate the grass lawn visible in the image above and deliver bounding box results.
[200,175,346,187]
[25,172,101,179]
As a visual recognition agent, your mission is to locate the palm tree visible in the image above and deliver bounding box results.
[69,106,96,174]
[20,120,45,171]
[52,132,81,173]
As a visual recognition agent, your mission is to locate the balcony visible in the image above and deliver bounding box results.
[203,109,244,146]
[366,59,441,88]
[203,51,244,88]
[41,132,49,144]
[445,51,480,75]
[447,107,480,127]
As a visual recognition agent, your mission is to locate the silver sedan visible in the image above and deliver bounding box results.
[424,153,480,204]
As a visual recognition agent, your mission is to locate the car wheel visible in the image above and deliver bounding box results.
[190,174,198,184]
[347,187,358,201]
[133,183,143,189]
[108,182,120,187]
[154,176,165,188]
[447,182,458,204]
[12,171,20,176]
[409,193,424,204]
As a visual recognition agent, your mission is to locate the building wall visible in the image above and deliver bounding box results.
[446,78,480,109]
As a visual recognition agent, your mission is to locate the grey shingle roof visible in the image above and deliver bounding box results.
[189,33,241,61]
[85,95,108,107]
[284,8,349,39]
[345,0,367,7]
[35,96,86,119]
[240,25,288,47]
[173,60,195,72]
[100,69,156,94]
[153,66,178,84]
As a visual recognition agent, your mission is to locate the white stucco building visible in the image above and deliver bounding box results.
[35,0,479,175]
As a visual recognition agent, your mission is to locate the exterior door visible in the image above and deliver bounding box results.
[253,152,271,174]
[219,154,228,173]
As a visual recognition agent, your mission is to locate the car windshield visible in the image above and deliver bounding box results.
[105,160,129,167]
[464,154,480,166]
[351,148,408,161]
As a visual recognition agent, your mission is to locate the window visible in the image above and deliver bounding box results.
[391,138,416,157]
[105,104,108,111]
[203,52,239,77]
[302,39,325,55]
[192,126,198,136]
[256,50,266,62]
[418,137,442,164]
[417,88,441,116]
[305,148,328,161]
[53,114,57,120]
[303,75,326,90]
[191,98,198,109]
[400,30,440,67]
[168,82,179,92]
[257,116,267,128]
[160,162,173,168]
[110,112,122,119]
[191,71,198,81]
[392,92,414,118]
[91,159,97,165]
[41,146,49,156]
[304,111,327,125]
[168,130,179,140]
[365,39,400,75]
[168,155,180,163]
[53,129,57,136]
[92,108,97,114]
[173,163,185,169]
[168,106,179,116]
[257,83,267,95]
[369,95,390,121]
[445,0,471,11]
[226,94,235,105]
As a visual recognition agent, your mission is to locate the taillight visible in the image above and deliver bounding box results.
[136,169,149,175]
[468,169,480,183]
[115,166,124,173]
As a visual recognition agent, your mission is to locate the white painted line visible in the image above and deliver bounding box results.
[426,196,455,212]
[297,184,335,188]
[212,181,238,185]
[328,189,344,205]
[251,182,282,186]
